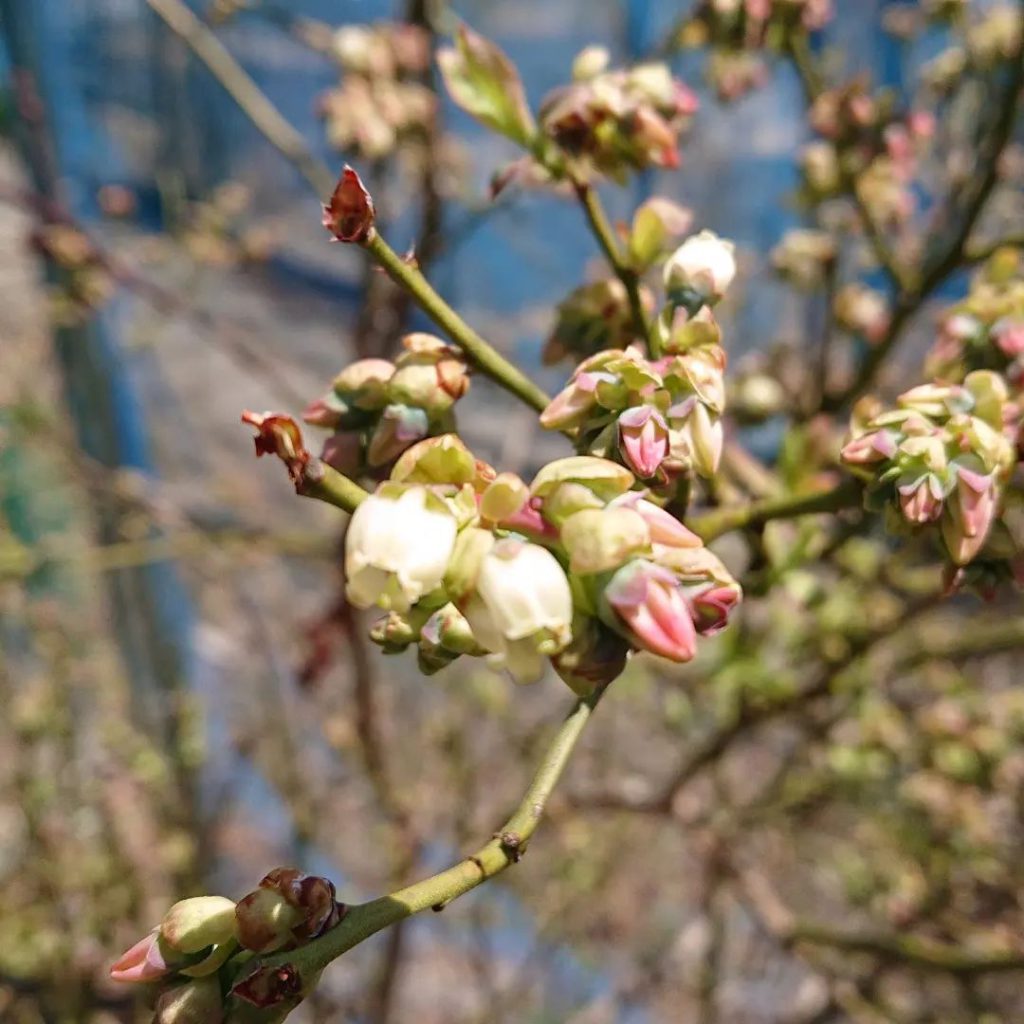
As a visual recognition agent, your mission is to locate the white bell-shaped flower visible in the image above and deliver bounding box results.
[463,538,573,683]
[345,485,458,613]
[664,230,737,303]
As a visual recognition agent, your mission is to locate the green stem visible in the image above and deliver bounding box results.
[256,688,602,980]
[364,231,552,413]
[572,182,654,354]
[299,459,369,514]
[688,477,862,542]
[789,922,1024,975]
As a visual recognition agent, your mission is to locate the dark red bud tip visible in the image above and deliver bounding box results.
[322,165,375,243]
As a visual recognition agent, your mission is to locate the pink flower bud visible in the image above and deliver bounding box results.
[942,464,999,565]
[366,404,429,467]
[605,561,697,663]
[687,583,741,635]
[612,493,702,549]
[898,474,944,524]
[841,429,898,464]
[540,373,601,430]
[993,318,1024,358]
[618,406,669,478]
[110,930,171,984]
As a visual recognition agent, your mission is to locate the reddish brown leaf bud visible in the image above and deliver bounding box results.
[322,165,375,243]
[231,963,303,1008]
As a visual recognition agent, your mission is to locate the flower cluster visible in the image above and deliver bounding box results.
[926,249,1024,394]
[31,223,114,324]
[437,26,699,188]
[344,435,740,689]
[675,0,834,101]
[541,232,736,488]
[110,869,344,1019]
[541,340,726,485]
[536,51,699,179]
[303,332,470,479]
[318,22,435,159]
[798,79,935,227]
[841,372,1017,568]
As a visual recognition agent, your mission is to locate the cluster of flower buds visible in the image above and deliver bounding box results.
[926,249,1024,396]
[841,371,1017,567]
[437,26,699,186]
[318,22,435,159]
[110,869,344,1019]
[344,434,740,688]
[536,50,699,178]
[833,282,891,344]
[541,231,735,487]
[302,333,470,479]
[30,223,114,324]
[797,77,935,228]
[770,228,836,289]
[181,182,279,268]
[675,0,834,101]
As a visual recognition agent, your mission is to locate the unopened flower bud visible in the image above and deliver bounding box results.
[480,472,529,522]
[687,581,742,635]
[333,358,395,409]
[367,404,429,466]
[235,888,303,954]
[561,507,650,574]
[612,494,702,549]
[841,429,898,464]
[618,406,669,478]
[110,930,172,984]
[161,896,237,954]
[603,560,697,663]
[345,485,458,612]
[898,474,945,524]
[540,373,601,430]
[390,433,479,486]
[530,456,635,503]
[942,463,1000,565]
[664,230,737,306]
[800,141,841,194]
[572,45,610,81]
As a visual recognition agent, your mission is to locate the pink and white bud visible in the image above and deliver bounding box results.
[993,318,1024,359]
[942,464,1000,565]
[664,230,737,304]
[110,930,171,984]
[618,406,669,478]
[345,485,458,612]
[540,372,601,430]
[612,493,702,549]
[366,404,429,467]
[687,582,741,635]
[841,429,898,464]
[898,474,945,524]
[604,560,697,663]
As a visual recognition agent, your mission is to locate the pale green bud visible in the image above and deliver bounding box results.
[160,896,237,954]
[561,507,650,574]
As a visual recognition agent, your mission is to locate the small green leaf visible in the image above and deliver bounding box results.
[438,24,536,148]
